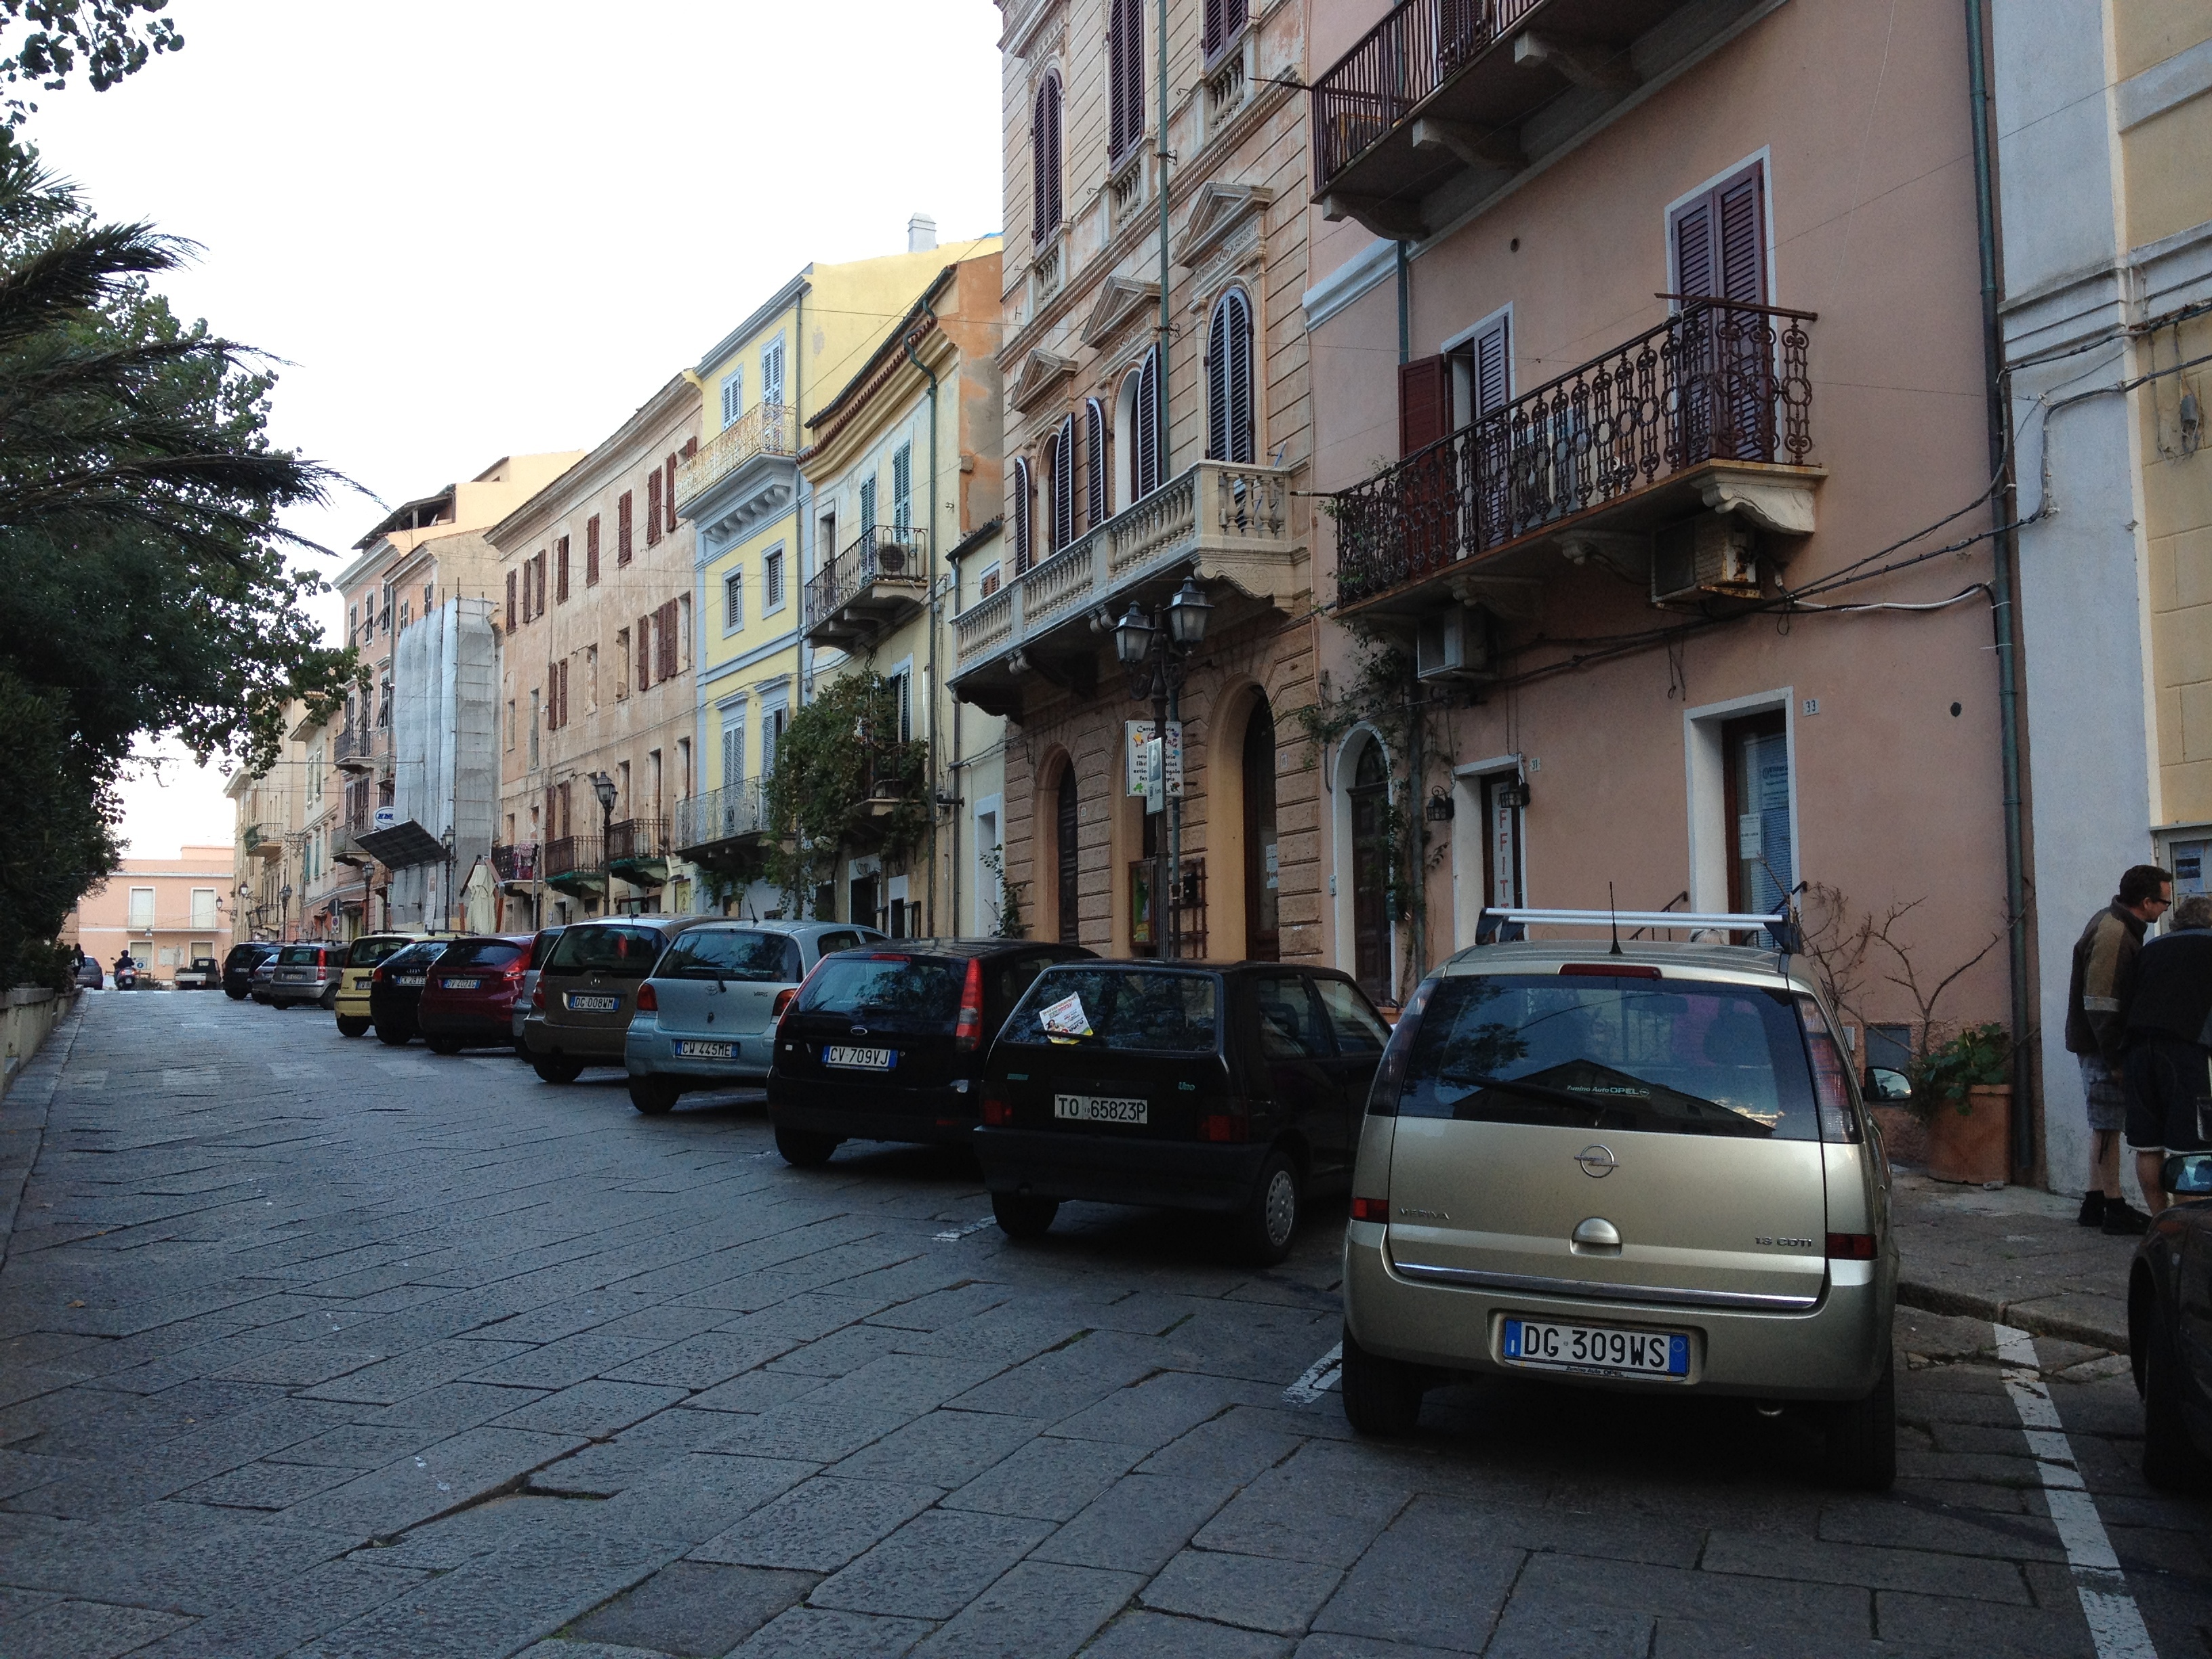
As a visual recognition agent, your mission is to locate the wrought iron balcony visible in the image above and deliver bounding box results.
[1331,298,1822,615]
[491,842,537,884]
[950,460,1303,720]
[673,782,771,876]
[333,723,373,771]
[674,402,800,512]
[805,525,929,648]
[244,823,283,861]
[541,835,605,897]
[606,815,670,882]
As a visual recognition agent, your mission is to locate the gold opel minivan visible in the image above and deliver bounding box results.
[1340,930,1897,1489]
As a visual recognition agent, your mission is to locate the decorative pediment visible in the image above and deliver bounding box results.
[1009,349,1077,412]
[1176,181,1273,268]
[1079,275,1162,348]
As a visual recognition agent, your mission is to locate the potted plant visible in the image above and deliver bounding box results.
[1913,1022,2012,1185]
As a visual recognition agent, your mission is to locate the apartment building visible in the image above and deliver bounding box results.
[66,847,234,979]
[224,703,312,943]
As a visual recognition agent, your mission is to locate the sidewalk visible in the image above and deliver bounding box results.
[1891,1167,2137,1353]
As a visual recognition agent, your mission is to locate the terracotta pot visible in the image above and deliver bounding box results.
[1925,1083,2011,1185]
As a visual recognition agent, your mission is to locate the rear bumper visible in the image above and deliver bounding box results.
[627,1025,773,1083]
[418,1001,518,1041]
[973,1126,1269,1213]
[267,981,335,1004]
[770,1076,979,1146]
[1340,1220,1893,1400]
[523,1015,627,1064]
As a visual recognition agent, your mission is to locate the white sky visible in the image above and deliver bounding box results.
[38,1,1007,856]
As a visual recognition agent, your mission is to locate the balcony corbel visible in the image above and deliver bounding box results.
[1697,464,1826,537]
[1512,30,1639,91]
[1320,191,1428,242]
[1410,117,1523,173]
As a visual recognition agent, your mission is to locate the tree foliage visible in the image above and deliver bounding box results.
[760,671,930,915]
[0,0,180,125]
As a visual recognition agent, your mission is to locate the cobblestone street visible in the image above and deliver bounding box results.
[1,994,2206,1659]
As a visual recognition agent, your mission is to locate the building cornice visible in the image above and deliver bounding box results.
[693,270,811,379]
[486,373,697,552]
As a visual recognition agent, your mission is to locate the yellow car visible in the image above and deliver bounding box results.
[333,933,436,1038]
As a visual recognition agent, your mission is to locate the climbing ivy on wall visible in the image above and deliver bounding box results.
[762,671,930,914]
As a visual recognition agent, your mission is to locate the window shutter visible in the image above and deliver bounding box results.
[1134,347,1161,497]
[647,471,663,546]
[558,659,569,729]
[546,659,556,729]
[1673,197,1715,301]
[618,491,634,564]
[892,443,912,535]
[658,598,679,681]
[762,341,784,408]
[1203,0,1223,59]
[860,475,878,539]
[1052,415,1076,551]
[722,369,742,427]
[535,552,548,615]
[1473,316,1510,417]
[586,514,601,585]
[1398,355,1452,454]
[1111,0,1143,158]
[1084,398,1108,529]
[506,570,517,630]
[637,615,652,691]
[1226,290,1254,462]
[897,670,912,742]
[723,719,745,787]
[556,536,570,603]
[1033,76,1062,239]
[1716,167,1765,304]
[1011,457,1033,572]
[665,454,680,529]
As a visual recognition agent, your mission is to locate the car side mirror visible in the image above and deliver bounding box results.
[2163,1152,2212,1197]
[1864,1067,1913,1103]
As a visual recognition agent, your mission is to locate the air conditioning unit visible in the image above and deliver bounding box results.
[1416,605,1496,683]
[1651,516,1760,607]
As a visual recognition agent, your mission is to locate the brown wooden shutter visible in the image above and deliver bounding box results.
[1085,397,1108,530]
[562,659,570,728]
[618,491,634,565]
[637,615,652,691]
[506,569,516,630]
[657,598,679,681]
[1033,76,1062,239]
[1051,415,1075,552]
[647,471,663,546]
[1209,289,1255,464]
[1398,355,1452,455]
[1671,162,1765,304]
[586,514,600,585]
[556,537,570,603]
[665,454,679,529]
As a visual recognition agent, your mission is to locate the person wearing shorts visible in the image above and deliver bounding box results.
[2123,892,2212,1212]
[2066,865,2171,1232]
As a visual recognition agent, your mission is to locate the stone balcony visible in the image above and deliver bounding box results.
[949,460,1304,720]
[674,402,802,545]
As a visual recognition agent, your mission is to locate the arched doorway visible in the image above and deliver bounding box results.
[1349,741,1390,1000]
[1243,699,1279,960]
[1055,764,1080,945]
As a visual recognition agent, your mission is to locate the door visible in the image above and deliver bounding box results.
[1349,743,1391,1002]
[1483,775,1523,912]
[1056,766,1080,945]
[1248,972,1345,1170]
[1724,712,1793,915]
[1671,161,1771,462]
[1313,974,1390,1159]
[849,874,880,935]
[1243,701,1279,961]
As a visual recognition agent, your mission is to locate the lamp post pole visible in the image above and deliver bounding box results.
[589,771,618,919]
[1115,577,1212,960]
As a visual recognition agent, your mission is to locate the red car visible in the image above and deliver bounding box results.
[415,935,537,1054]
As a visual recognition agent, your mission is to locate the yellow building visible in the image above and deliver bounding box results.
[672,220,998,918]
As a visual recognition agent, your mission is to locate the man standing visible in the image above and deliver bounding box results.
[2124,892,2212,1214]
[2066,863,2171,1233]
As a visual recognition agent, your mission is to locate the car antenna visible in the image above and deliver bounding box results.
[1608,882,1622,957]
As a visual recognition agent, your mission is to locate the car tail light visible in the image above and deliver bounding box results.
[1797,995,1863,1145]
[1198,1113,1248,1143]
[1560,962,1661,978]
[1826,1232,1876,1260]
[1366,975,1439,1118]
[1350,1196,1391,1223]
[953,958,984,1052]
[371,967,387,986]
[636,983,657,1013]
[771,987,797,1022]
[532,985,546,1010]
[981,1094,1012,1126]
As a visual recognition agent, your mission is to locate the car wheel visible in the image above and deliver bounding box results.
[2142,1310,2212,1492]
[1822,1350,1898,1492]
[335,1016,370,1038]
[225,987,246,1000]
[319,987,339,1010]
[533,1056,584,1085]
[425,1035,463,1056]
[1340,1325,1428,1437]
[1232,1151,1301,1266]
[991,1190,1060,1240]
[375,1023,413,1047]
[774,1124,840,1168]
[630,1077,680,1116]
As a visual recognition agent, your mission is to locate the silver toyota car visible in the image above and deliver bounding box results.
[1339,917,1896,1489]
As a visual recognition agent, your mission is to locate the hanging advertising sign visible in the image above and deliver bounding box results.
[1124,720,1184,801]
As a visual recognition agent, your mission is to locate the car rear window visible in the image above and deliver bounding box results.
[658,930,803,983]
[795,956,962,1029]
[1393,972,1820,1139]
[276,945,328,966]
[545,924,669,979]
[1002,969,1219,1054]
[384,942,445,972]
[347,936,417,968]
[527,930,563,969]
[438,940,524,969]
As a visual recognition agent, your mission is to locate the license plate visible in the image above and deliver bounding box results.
[567,993,620,1012]
[825,1045,893,1070]
[279,969,306,981]
[443,979,480,990]
[1054,1093,1148,1124]
[1501,1318,1689,1380]
[395,975,426,987]
[674,1040,734,1059]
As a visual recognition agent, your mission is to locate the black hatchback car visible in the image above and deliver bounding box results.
[766,939,1093,1167]
[367,939,449,1046]
[975,962,1393,1263]
[2131,1151,2212,1490]
[222,941,279,1000]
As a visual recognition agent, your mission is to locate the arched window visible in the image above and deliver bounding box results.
[1243,697,1279,961]
[1010,455,1033,573]
[1108,0,1144,162]
[1055,764,1080,945]
[1084,397,1109,530]
[1050,413,1076,553]
[1206,287,1255,464]
[1349,740,1390,1001]
[1032,74,1063,242]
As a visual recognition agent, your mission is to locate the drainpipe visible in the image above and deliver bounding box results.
[904,301,942,937]
[1158,0,1179,956]
[1396,245,1423,997]
[1964,0,2034,1183]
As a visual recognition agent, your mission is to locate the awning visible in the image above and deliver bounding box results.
[355,819,447,869]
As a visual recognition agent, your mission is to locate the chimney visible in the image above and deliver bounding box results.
[907,213,938,253]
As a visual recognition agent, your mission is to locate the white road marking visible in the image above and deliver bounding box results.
[1283,1342,1343,1405]
[933,1216,995,1242]
[1994,1324,2158,1659]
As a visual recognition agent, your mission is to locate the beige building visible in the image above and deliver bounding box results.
[224,703,312,943]
[66,847,235,979]
[489,384,701,926]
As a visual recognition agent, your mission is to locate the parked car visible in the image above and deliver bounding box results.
[1334,935,1898,1490]
[417,935,536,1054]
[511,926,566,1055]
[335,933,436,1037]
[73,958,102,991]
[768,939,1093,1162]
[2131,1151,2212,1490]
[973,962,1387,1262]
[248,954,279,1003]
[627,921,884,1115]
[522,917,695,1084]
[173,956,220,991]
[224,941,279,1000]
[367,939,450,1046]
[266,943,343,1009]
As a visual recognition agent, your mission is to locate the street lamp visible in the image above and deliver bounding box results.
[589,770,618,917]
[1116,575,1212,959]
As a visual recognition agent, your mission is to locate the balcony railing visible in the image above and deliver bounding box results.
[674,781,770,853]
[1331,298,1816,610]
[1313,0,1538,190]
[491,842,537,883]
[541,835,602,882]
[607,817,668,863]
[673,401,800,510]
[805,525,929,644]
[333,724,369,768]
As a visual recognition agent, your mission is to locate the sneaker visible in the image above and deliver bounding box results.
[2102,1200,2151,1236]
[2077,1191,2107,1227]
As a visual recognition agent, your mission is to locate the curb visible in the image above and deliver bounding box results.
[1897,1277,2127,1354]
[0,993,85,1269]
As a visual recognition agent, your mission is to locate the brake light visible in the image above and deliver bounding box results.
[954,958,984,1052]
[636,983,657,1013]
[1797,995,1862,1145]
[771,987,797,1022]
[981,1094,1012,1125]
[869,953,912,962]
[531,985,546,1010]
[1351,1197,1391,1223]
[1826,1232,1876,1261]
[371,967,387,986]
[1560,962,1661,978]
[1366,975,1439,1118]
[1198,1113,1248,1143]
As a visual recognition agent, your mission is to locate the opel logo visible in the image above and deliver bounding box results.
[1576,1145,1619,1179]
[851,1025,868,1036]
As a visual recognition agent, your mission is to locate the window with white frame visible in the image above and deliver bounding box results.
[190,888,217,930]
[763,548,785,611]
[892,442,913,536]
[720,367,743,428]
[760,338,785,408]
[720,712,746,789]
[128,886,155,928]
[724,567,743,631]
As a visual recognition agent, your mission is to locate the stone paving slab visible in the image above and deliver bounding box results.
[1889,1171,2134,1349]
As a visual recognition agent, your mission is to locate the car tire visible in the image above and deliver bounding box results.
[425,1035,463,1056]
[630,1078,680,1116]
[991,1190,1060,1240]
[225,987,247,1000]
[319,987,339,1010]
[1232,1151,1301,1266]
[1822,1350,1898,1492]
[533,1057,584,1085]
[335,1016,370,1039]
[375,1023,413,1047]
[2141,1309,2212,1492]
[1340,1326,1428,1437]
[775,1124,841,1168]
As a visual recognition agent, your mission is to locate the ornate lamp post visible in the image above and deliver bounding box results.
[589,770,619,917]
[1115,576,1212,958]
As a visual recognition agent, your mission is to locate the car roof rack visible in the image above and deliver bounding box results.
[1477,906,1801,951]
